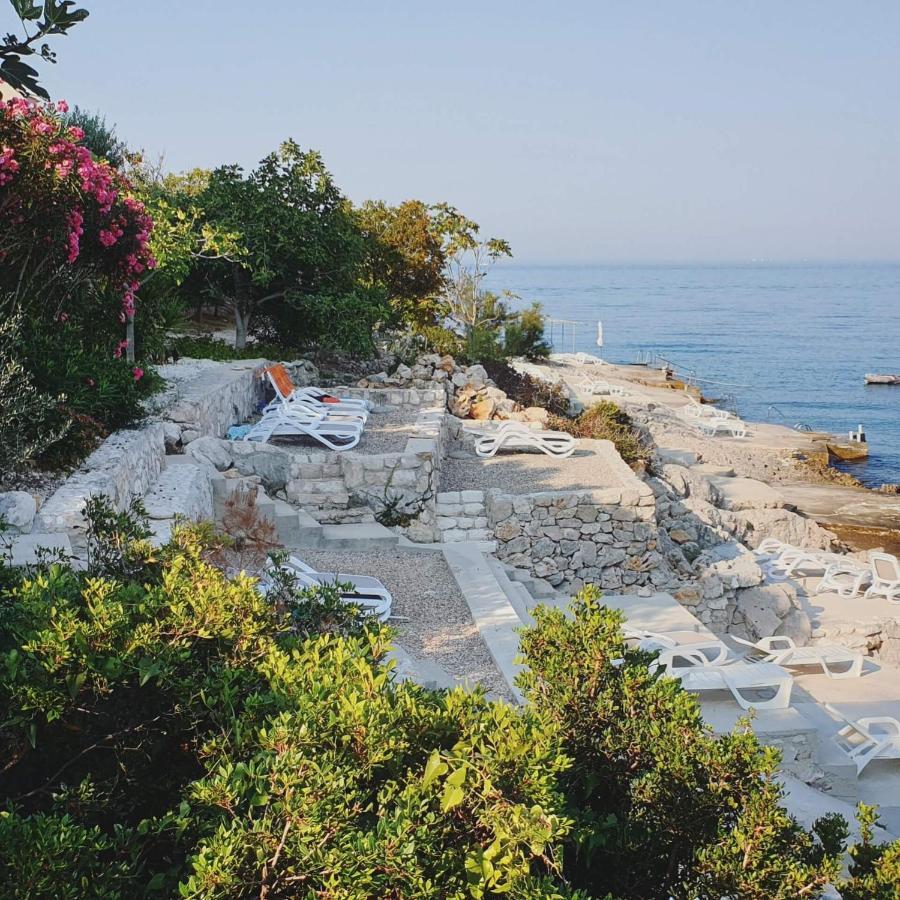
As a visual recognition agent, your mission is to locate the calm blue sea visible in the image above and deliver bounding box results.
[487,264,900,487]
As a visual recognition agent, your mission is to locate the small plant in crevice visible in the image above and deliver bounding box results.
[362,464,434,528]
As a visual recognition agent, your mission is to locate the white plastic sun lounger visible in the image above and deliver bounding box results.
[244,407,362,451]
[654,648,793,710]
[753,538,794,565]
[766,548,844,581]
[474,422,576,459]
[731,635,864,679]
[584,379,625,397]
[864,552,900,603]
[826,705,900,774]
[696,418,748,438]
[683,392,732,420]
[815,559,872,599]
[278,554,392,621]
[623,627,730,665]
[263,364,369,422]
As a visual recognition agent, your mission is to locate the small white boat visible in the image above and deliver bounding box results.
[865,374,900,385]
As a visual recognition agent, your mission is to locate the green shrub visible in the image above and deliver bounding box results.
[0,505,571,897]
[172,335,304,363]
[0,315,70,477]
[517,587,842,899]
[550,400,648,465]
[503,302,550,360]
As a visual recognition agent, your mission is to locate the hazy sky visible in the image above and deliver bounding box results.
[16,1,900,263]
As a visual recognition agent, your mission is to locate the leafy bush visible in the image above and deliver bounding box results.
[518,588,842,899]
[503,302,550,360]
[0,315,69,477]
[550,400,648,465]
[0,504,570,897]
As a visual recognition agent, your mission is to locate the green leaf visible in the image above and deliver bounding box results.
[0,55,49,99]
[441,784,464,812]
[422,751,448,788]
[446,765,466,788]
[12,0,43,20]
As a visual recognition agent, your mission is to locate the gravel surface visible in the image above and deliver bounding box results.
[441,439,630,494]
[355,409,419,455]
[296,549,513,701]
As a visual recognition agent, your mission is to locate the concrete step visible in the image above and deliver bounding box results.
[443,544,526,704]
[304,521,399,550]
[143,458,214,523]
[270,499,324,547]
[4,532,73,567]
[486,558,533,626]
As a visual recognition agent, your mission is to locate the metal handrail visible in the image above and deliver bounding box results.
[767,404,813,432]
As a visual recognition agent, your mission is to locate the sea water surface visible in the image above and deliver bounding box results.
[487,264,900,487]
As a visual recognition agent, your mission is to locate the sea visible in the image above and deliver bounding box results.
[486,263,900,488]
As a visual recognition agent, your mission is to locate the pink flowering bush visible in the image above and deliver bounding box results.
[0,98,161,475]
[0,97,155,335]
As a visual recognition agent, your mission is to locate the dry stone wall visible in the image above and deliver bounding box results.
[485,484,661,592]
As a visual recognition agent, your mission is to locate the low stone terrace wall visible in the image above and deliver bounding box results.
[282,402,448,540]
[33,360,267,539]
[340,385,446,412]
[487,485,659,591]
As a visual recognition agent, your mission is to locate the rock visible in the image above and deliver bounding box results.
[285,359,320,387]
[0,491,36,533]
[162,421,183,451]
[736,583,797,640]
[775,608,813,646]
[522,407,549,426]
[669,527,696,544]
[419,353,442,369]
[465,364,489,388]
[451,371,469,389]
[228,441,292,489]
[470,397,496,420]
[186,436,233,471]
[431,369,449,383]
[439,355,456,373]
[394,363,413,382]
[731,508,837,552]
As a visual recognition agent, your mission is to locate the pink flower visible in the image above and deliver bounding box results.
[132,367,144,381]
[113,339,129,359]
[56,100,70,113]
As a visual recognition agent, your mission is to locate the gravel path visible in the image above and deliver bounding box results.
[296,549,513,701]
[441,439,629,494]
[355,409,418,455]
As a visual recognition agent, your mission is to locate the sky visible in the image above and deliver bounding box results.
[11,0,900,264]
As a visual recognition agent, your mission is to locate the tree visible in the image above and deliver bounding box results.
[198,141,370,350]
[356,198,447,329]
[430,203,513,356]
[1,1,88,99]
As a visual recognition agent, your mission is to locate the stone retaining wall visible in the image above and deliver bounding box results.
[485,484,660,592]
[34,423,166,535]
[156,358,267,444]
[340,386,446,412]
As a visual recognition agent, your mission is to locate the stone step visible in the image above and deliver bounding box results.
[4,533,73,567]
[505,565,562,600]
[143,458,214,523]
[486,558,533,626]
[443,544,526,703]
[300,521,399,550]
[272,499,324,547]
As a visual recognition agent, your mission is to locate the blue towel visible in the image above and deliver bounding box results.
[227,424,253,440]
